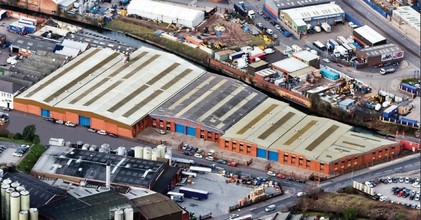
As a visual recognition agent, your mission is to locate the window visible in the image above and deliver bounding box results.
[320,163,325,172]
[299,158,303,166]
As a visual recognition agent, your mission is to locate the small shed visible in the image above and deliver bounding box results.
[247,60,269,75]
[339,99,355,111]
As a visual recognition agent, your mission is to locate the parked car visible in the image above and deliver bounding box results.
[297,192,306,197]
[156,129,166,135]
[97,130,107,135]
[196,148,204,153]
[194,153,203,159]
[276,173,286,179]
[267,171,276,177]
[44,117,56,123]
[64,121,76,127]
[322,58,331,63]
[207,150,215,156]
[55,120,64,125]
[108,133,118,138]
[217,159,227,164]
[205,156,214,161]
[405,177,410,183]
[399,177,404,183]
[184,151,193,156]
[264,48,275,54]
[256,22,263,28]
[274,24,281,30]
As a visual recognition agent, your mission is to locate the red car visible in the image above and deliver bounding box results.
[397,191,404,197]
[276,173,286,179]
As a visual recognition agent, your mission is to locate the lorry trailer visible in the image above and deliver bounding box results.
[179,187,209,200]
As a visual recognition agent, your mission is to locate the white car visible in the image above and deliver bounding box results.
[267,171,276,177]
[297,192,306,197]
[412,181,420,188]
[97,130,107,135]
[194,153,203,159]
[65,121,76,127]
[387,177,392,183]
[274,24,281,30]
[272,34,278,39]
[205,156,214,161]
[379,196,388,202]
[88,128,97,133]
[207,149,215,156]
[364,181,374,188]
[156,129,166,135]
[322,58,331,63]
[264,48,275,54]
[266,28,273,35]
[405,177,410,183]
[13,153,22,157]
[399,177,404,183]
[256,22,263,28]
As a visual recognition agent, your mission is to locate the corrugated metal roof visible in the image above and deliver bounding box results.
[353,25,386,45]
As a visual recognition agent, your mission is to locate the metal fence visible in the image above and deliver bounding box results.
[345,13,362,26]
[362,0,391,18]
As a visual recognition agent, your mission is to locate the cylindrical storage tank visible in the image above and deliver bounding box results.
[76,141,83,148]
[82,144,89,150]
[98,147,107,153]
[29,208,38,220]
[3,178,12,184]
[0,168,4,178]
[6,187,15,220]
[151,148,160,161]
[114,210,124,220]
[157,145,166,158]
[11,181,20,189]
[89,145,98,151]
[19,210,28,220]
[124,207,134,220]
[10,192,21,220]
[1,184,10,220]
[134,146,143,159]
[20,190,30,211]
[117,146,126,156]
[143,147,152,160]
[16,186,26,192]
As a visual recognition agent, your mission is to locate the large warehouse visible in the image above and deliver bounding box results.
[356,43,404,67]
[127,0,205,28]
[14,47,206,138]
[353,25,387,47]
[263,0,333,21]
[220,98,400,175]
[280,3,345,34]
[392,6,420,43]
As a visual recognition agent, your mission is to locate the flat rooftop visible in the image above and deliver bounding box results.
[32,146,167,188]
[393,6,420,31]
[150,73,267,132]
[222,98,306,149]
[293,50,319,61]
[17,47,206,126]
[358,43,403,57]
[353,25,386,45]
[270,0,333,10]
[282,3,344,20]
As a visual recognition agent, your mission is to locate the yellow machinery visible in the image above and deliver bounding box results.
[263,35,271,44]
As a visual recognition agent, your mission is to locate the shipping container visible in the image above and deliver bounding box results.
[327,39,339,50]
[179,187,209,200]
[248,52,266,63]
[313,41,326,51]
[184,35,203,46]
[382,105,398,118]
[320,68,340,80]
[19,17,37,25]
[0,10,7,20]
[7,22,27,35]
[401,83,419,94]
[229,51,246,60]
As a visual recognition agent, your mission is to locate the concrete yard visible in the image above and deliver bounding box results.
[0,141,22,164]
[173,172,254,217]
[301,22,355,47]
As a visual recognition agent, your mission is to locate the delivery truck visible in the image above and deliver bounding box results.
[179,187,209,200]
[321,22,331,32]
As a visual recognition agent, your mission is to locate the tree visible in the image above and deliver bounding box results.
[22,125,36,142]
[342,207,357,220]
[32,135,41,144]
[13,133,22,140]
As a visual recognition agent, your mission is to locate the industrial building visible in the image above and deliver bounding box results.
[263,0,333,21]
[150,73,267,142]
[31,145,180,191]
[355,43,404,67]
[353,25,387,47]
[220,98,400,175]
[292,50,320,68]
[0,79,26,110]
[10,36,57,56]
[279,3,345,34]
[271,57,316,79]
[127,0,205,28]
[391,6,420,43]
[14,47,206,138]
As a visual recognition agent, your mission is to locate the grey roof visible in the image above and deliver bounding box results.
[2,172,67,208]
[39,190,132,220]
[0,79,25,94]
[358,43,403,57]
[131,193,182,219]
[150,73,267,132]
[270,0,333,10]
[11,35,57,52]
[32,146,167,188]
[353,25,386,45]
[65,32,135,54]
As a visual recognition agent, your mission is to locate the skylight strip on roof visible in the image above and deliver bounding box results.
[305,125,339,151]
[283,120,317,145]
[107,85,149,113]
[237,104,278,135]
[258,112,295,140]
[108,51,148,78]
[83,80,124,106]
[122,54,160,79]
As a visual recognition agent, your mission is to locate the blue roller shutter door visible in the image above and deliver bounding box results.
[257,148,267,159]
[175,124,185,134]
[41,109,50,117]
[79,116,91,127]
[186,126,196,137]
[268,151,279,162]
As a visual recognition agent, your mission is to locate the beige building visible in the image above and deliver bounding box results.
[392,6,420,45]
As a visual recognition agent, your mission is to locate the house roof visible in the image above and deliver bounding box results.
[0,79,25,94]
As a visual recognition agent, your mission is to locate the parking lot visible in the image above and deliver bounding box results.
[301,22,354,47]
[0,141,24,164]
[372,172,420,209]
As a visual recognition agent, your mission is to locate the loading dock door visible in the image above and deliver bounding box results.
[186,126,196,137]
[175,124,185,134]
[268,151,279,162]
[41,109,50,118]
[79,116,91,127]
[257,148,267,159]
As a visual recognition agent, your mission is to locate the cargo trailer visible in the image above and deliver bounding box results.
[179,187,209,200]
[229,51,246,60]
[7,22,27,35]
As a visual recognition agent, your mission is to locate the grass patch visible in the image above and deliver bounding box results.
[402,78,420,84]
[106,20,210,63]
[0,137,46,173]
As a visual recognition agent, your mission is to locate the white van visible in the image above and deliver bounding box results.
[265,204,276,212]
[266,29,273,35]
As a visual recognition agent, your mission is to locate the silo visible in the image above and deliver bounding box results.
[98,147,107,153]
[117,146,126,156]
[76,141,83,148]
[11,181,20,189]
[2,178,12,185]
[143,147,152,160]
[81,144,89,150]
[20,190,30,211]
[29,208,38,220]
[157,145,166,158]
[10,192,21,220]
[124,207,134,220]
[134,146,143,159]
[89,145,98,151]
[19,210,28,220]
[0,168,4,178]
[6,188,15,220]
[1,184,10,220]
[114,210,124,220]
[101,143,110,153]
[151,148,160,161]
[16,186,26,192]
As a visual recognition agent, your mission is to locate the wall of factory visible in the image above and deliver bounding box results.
[151,117,221,142]
[219,138,258,157]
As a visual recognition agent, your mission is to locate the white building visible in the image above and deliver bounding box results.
[392,6,420,43]
[127,0,205,28]
[0,79,25,109]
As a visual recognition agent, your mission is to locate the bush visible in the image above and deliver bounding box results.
[22,125,36,142]
[32,135,41,144]
[16,144,46,173]
[14,133,22,139]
